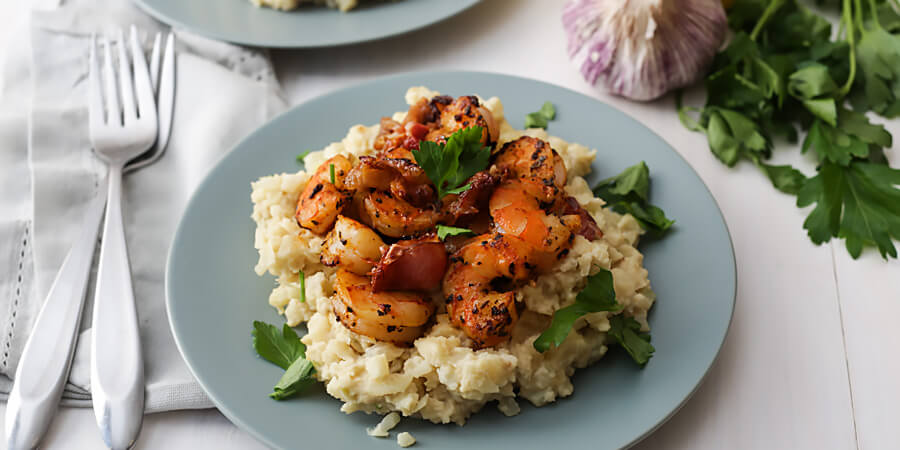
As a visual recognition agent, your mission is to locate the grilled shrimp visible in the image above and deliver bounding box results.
[426,95,498,145]
[489,179,577,270]
[332,269,436,345]
[443,233,537,348]
[321,216,386,276]
[345,156,435,207]
[492,137,567,207]
[296,155,353,234]
[359,190,440,238]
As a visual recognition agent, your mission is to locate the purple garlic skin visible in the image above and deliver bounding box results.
[562,0,727,101]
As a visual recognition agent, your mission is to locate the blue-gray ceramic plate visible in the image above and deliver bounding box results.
[133,0,479,48]
[166,71,736,450]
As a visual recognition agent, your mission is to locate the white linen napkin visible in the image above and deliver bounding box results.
[0,0,288,412]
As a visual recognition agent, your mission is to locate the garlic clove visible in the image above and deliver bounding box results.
[562,0,728,101]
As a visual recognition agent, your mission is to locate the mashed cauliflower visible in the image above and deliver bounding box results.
[251,87,655,424]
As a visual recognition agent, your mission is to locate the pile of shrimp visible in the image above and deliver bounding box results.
[295,95,602,348]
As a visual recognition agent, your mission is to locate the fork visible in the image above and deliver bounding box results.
[87,26,158,450]
[4,28,173,450]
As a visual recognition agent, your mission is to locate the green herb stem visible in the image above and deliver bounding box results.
[329,164,336,184]
[866,0,883,31]
[750,0,786,42]
[838,0,858,97]
[299,270,306,303]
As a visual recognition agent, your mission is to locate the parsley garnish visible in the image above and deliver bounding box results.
[412,126,491,199]
[252,321,316,400]
[593,161,674,235]
[678,0,900,259]
[533,268,622,352]
[608,315,655,367]
[298,270,306,303]
[435,225,473,240]
[524,101,557,129]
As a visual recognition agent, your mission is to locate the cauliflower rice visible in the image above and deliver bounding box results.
[251,87,655,425]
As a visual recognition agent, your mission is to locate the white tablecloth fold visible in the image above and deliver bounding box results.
[0,0,288,413]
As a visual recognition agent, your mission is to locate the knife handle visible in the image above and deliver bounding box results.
[5,193,106,450]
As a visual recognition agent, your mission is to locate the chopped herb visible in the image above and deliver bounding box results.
[435,225,474,240]
[593,161,674,235]
[252,321,316,400]
[533,268,622,352]
[329,163,336,184]
[270,357,316,400]
[677,0,900,259]
[608,315,655,367]
[296,150,311,164]
[412,126,491,199]
[524,101,557,129]
[298,270,306,303]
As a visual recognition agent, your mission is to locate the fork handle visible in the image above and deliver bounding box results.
[4,193,106,450]
[90,165,144,450]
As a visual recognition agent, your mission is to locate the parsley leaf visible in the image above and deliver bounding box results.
[413,126,491,200]
[608,315,655,367]
[533,268,621,352]
[797,160,900,259]
[435,224,473,240]
[856,27,900,118]
[270,357,316,400]
[524,101,557,129]
[676,0,900,259]
[252,321,317,400]
[593,161,675,234]
[252,321,306,370]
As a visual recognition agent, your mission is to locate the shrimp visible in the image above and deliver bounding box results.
[443,233,537,348]
[489,179,577,271]
[344,156,435,207]
[321,216,386,276]
[332,269,436,345]
[296,155,353,235]
[426,95,498,145]
[492,136,567,207]
[358,190,440,238]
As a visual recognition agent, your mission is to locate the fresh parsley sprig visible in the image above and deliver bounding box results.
[593,161,675,235]
[533,268,653,367]
[252,321,317,400]
[608,315,655,367]
[413,126,491,199]
[533,268,621,353]
[525,101,557,129]
[678,0,900,259]
[435,224,473,240]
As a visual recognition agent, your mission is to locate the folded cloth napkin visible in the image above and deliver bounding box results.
[0,0,288,412]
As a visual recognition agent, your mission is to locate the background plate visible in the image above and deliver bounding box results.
[134,0,479,48]
[166,71,736,450]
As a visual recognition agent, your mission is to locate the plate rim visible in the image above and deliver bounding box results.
[165,69,737,449]
[133,0,481,49]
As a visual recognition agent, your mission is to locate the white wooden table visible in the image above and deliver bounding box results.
[2,1,898,449]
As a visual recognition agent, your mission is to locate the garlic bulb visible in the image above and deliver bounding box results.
[562,0,727,101]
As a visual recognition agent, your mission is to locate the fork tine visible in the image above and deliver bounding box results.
[102,36,121,126]
[149,32,162,93]
[130,25,156,121]
[88,35,105,131]
[116,28,137,125]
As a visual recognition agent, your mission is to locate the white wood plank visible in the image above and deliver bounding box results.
[834,237,900,450]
